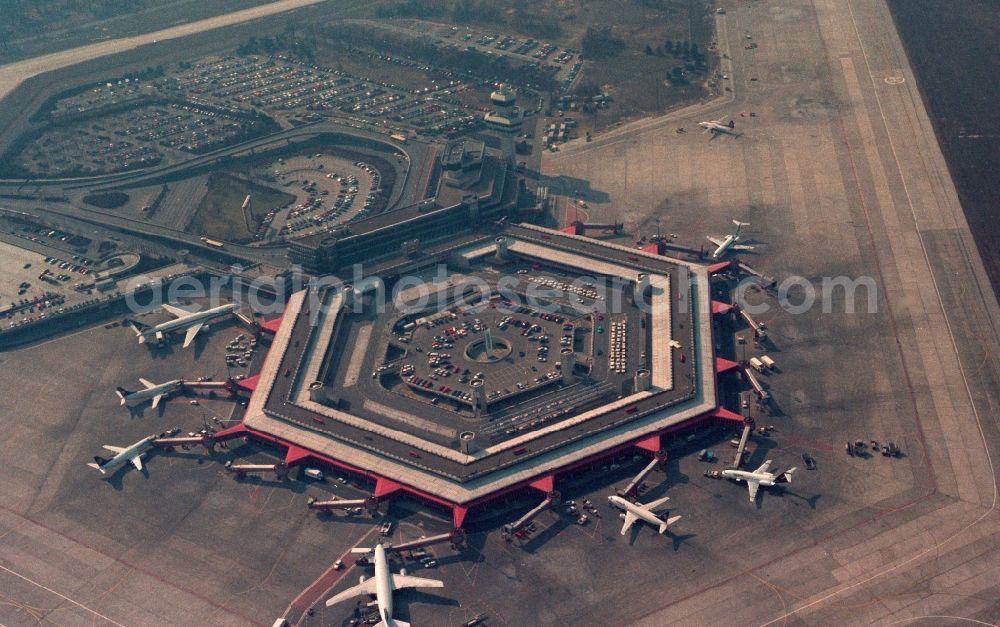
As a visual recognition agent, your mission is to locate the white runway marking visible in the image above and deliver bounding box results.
[0,563,126,626]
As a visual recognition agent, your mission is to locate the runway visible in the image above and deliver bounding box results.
[0,0,329,106]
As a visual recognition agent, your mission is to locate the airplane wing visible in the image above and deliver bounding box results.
[642,495,671,512]
[151,394,163,409]
[746,479,760,503]
[162,303,193,318]
[182,322,204,348]
[139,378,156,389]
[392,573,445,591]
[325,578,379,607]
[753,460,773,475]
[620,511,638,536]
[707,236,725,246]
[130,455,144,471]
[102,445,126,453]
[732,244,755,251]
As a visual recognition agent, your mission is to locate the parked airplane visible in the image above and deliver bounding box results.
[326,543,443,627]
[699,117,738,136]
[116,378,183,409]
[707,220,754,259]
[128,303,237,348]
[608,494,682,536]
[721,460,796,503]
[87,435,158,475]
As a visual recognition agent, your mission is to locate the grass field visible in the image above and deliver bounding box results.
[187,173,294,242]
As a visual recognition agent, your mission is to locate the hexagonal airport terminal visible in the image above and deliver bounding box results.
[243,224,717,504]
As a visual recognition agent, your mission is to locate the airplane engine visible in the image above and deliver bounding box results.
[400,568,407,576]
[155,331,165,343]
[359,575,366,584]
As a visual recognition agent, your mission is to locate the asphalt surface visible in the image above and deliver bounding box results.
[1,0,998,625]
[539,0,1000,624]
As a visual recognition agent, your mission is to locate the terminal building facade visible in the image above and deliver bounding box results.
[289,143,519,276]
[228,210,741,527]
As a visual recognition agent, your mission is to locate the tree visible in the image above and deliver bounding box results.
[645,44,654,56]
[664,40,673,54]
[581,27,625,60]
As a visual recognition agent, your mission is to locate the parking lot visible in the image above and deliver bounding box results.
[265,153,379,239]
[0,227,123,328]
[17,100,268,177]
[171,55,479,135]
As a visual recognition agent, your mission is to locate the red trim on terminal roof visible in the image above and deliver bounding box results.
[707,260,732,274]
[634,434,661,453]
[374,477,405,499]
[237,374,260,392]
[222,406,724,518]
[711,407,745,424]
[711,300,734,315]
[284,445,312,466]
[260,315,284,335]
[641,242,662,255]
[211,423,251,440]
[715,357,741,374]
[560,224,581,235]
[528,475,554,494]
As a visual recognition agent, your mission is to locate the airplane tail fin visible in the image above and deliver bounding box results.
[658,515,682,534]
[89,457,109,473]
[115,387,131,403]
[127,320,147,342]
[777,468,796,483]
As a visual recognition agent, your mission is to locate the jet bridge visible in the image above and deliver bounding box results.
[737,306,767,340]
[736,261,776,289]
[155,434,218,452]
[307,495,380,515]
[731,416,755,469]
[384,529,467,553]
[743,367,770,402]
[619,450,668,498]
[502,491,560,539]
[225,460,288,480]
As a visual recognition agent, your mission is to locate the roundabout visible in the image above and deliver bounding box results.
[464,330,512,363]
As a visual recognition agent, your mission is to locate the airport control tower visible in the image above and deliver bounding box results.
[483,83,523,163]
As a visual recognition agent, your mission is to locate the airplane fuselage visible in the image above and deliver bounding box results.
[121,379,183,405]
[721,469,777,486]
[373,544,394,625]
[608,495,665,531]
[711,235,738,259]
[141,303,236,341]
[699,121,736,134]
[94,436,156,474]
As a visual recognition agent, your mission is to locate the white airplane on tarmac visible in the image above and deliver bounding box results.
[721,460,796,503]
[707,220,754,259]
[326,543,443,627]
[87,435,158,475]
[699,116,739,136]
[608,494,682,536]
[115,378,183,409]
[128,303,237,348]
